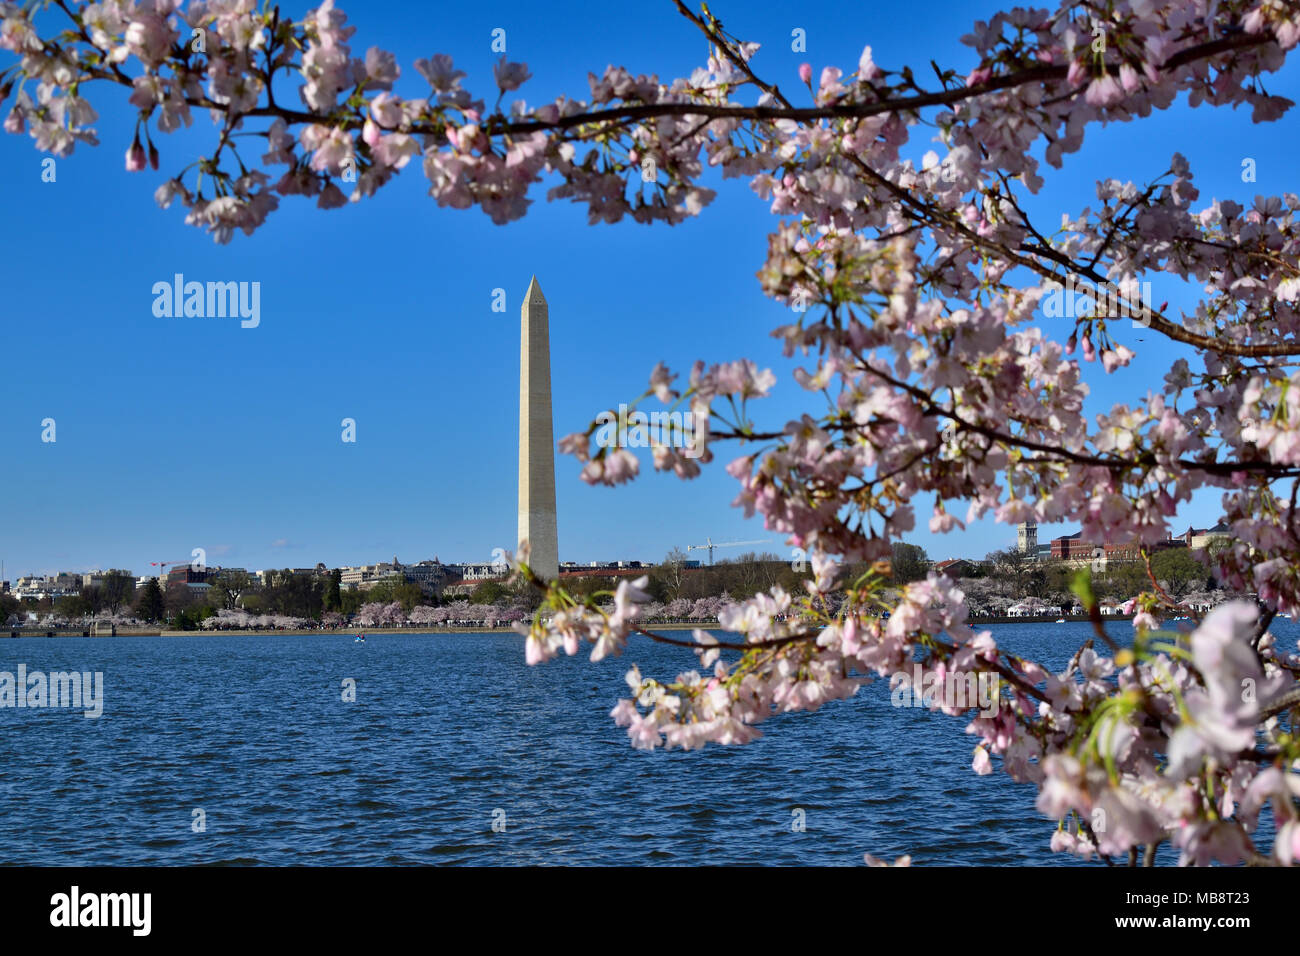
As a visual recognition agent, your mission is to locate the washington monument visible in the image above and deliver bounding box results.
[518,276,560,580]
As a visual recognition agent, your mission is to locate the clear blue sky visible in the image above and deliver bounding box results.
[2,0,1296,578]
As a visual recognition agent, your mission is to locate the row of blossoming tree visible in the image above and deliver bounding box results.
[198,595,739,629]
[5,0,1300,865]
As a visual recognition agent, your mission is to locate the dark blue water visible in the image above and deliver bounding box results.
[1,619,1291,865]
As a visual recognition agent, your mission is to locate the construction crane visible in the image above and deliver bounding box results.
[686,537,773,566]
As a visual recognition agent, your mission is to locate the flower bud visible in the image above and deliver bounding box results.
[126,141,147,172]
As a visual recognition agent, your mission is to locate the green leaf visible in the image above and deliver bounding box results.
[1070,567,1095,610]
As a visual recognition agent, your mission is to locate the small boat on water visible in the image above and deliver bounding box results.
[354,633,366,643]
[1055,618,1066,623]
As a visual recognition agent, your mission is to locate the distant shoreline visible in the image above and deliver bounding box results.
[7,623,715,638]
[7,615,1147,638]
[969,613,1137,625]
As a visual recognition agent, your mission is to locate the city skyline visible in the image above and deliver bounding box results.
[1,515,1234,587]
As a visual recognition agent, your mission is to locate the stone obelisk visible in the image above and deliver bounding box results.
[518,276,560,580]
